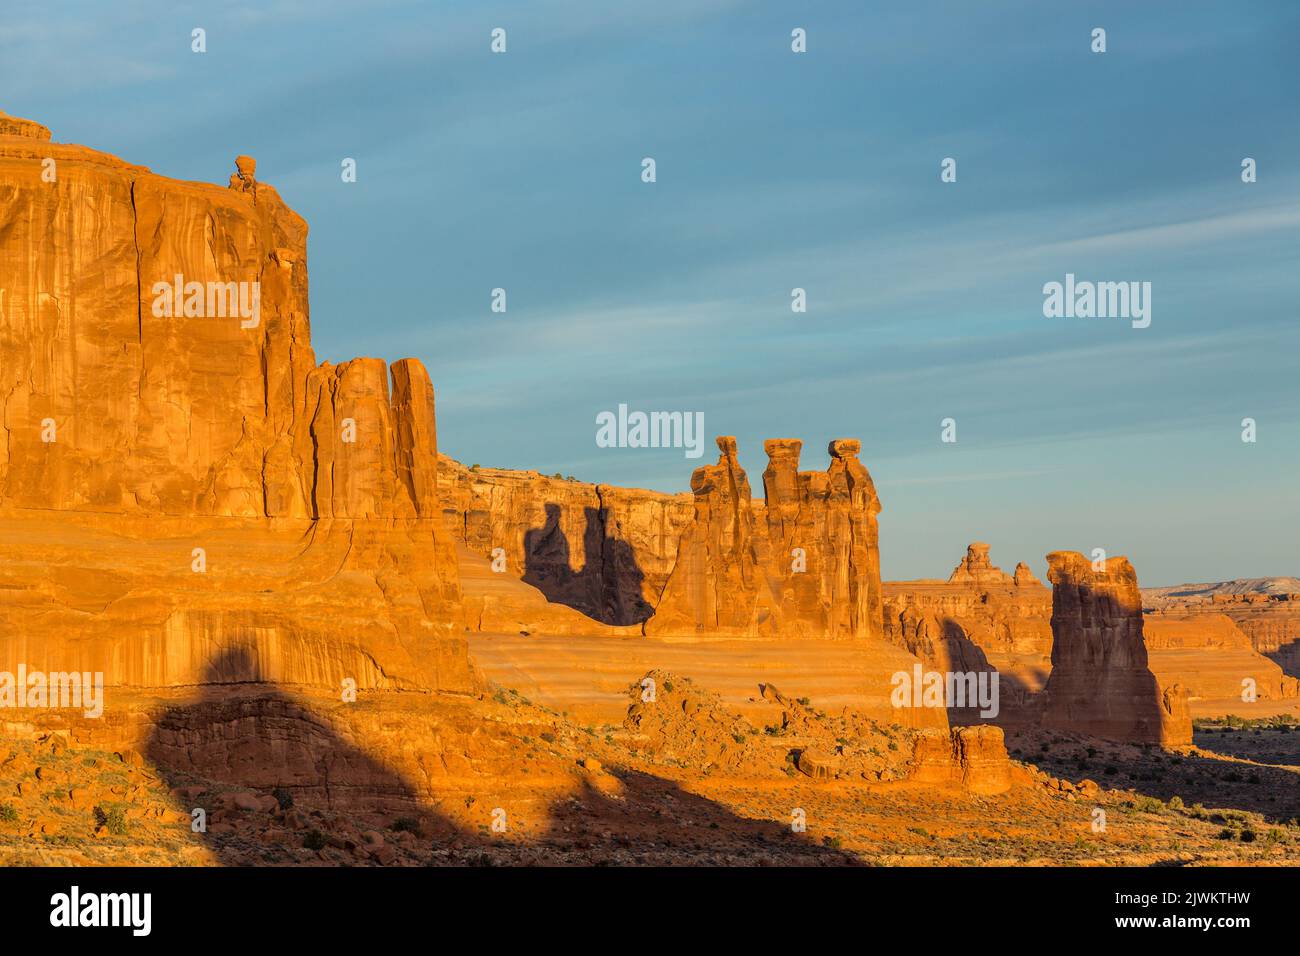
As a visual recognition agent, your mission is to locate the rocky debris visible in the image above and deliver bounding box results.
[1039,552,1192,746]
[624,670,762,771]
[794,748,841,781]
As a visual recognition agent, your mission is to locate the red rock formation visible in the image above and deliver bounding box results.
[908,725,1013,794]
[437,456,692,626]
[882,544,1053,728]
[0,111,473,692]
[1143,612,1297,700]
[1039,552,1191,746]
[1143,590,1300,679]
[1013,562,1041,587]
[947,543,1011,585]
[647,436,883,639]
[760,438,884,639]
[646,437,781,635]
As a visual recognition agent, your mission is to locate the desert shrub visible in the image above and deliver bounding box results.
[303,829,326,851]
[273,787,294,810]
[390,817,420,834]
[0,803,18,824]
[98,806,128,835]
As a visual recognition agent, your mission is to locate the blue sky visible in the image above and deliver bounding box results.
[4,1,1297,584]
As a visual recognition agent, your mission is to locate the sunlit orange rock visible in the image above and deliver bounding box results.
[883,543,1053,728]
[1039,551,1191,746]
[648,436,883,639]
[437,456,692,626]
[0,111,473,693]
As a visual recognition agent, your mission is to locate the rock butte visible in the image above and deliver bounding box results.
[1039,552,1191,746]
[4,111,1297,865]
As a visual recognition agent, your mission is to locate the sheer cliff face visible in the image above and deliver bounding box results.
[0,116,314,516]
[0,112,472,692]
[437,456,693,626]
[647,436,884,639]
[1039,551,1191,746]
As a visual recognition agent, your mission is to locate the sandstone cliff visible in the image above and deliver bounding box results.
[882,543,1053,728]
[1143,589,1300,680]
[0,110,473,692]
[1039,552,1191,746]
[1143,612,1297,701]
[437,456,692,626]
[884,543,1053,662]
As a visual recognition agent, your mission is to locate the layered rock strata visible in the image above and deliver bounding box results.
[437,456,692,626]
[0,110,473,692]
